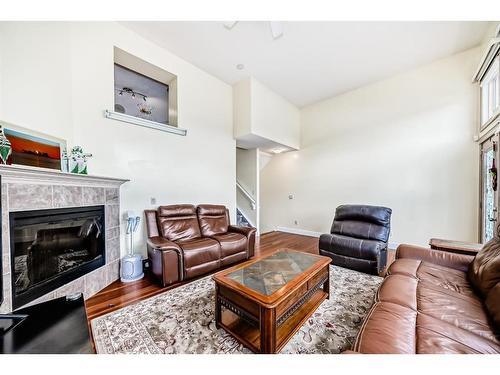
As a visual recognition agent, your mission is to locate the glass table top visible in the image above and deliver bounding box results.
[226,250,320,296]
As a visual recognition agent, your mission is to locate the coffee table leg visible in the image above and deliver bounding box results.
[215,285,221,329]
[260,307,276,354]
[324,271,330,300]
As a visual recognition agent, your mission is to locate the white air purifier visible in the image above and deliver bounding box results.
[120,211,144,283]
[120,254,144,282]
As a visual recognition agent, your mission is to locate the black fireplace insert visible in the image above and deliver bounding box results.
[10,205,105,309]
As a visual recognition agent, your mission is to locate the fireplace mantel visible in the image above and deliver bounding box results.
[0,164,129,187]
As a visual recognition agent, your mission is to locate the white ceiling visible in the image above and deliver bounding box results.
[122,21,491,108]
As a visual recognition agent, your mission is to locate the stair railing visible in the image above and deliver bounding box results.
[236,181,256,210]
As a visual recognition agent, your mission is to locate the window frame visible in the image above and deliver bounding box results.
[480,55,500,130]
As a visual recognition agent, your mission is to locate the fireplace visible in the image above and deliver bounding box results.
[9,206,106,308]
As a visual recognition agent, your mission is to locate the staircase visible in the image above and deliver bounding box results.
[236,208,252,227]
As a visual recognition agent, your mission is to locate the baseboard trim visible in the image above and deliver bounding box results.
[277,226,400,250]
[276,227,323,238]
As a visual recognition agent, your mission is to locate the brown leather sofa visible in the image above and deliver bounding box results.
[351,235,500,354]
[145,204,256,286]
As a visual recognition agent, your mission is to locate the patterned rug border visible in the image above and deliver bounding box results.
[90,273,218,353]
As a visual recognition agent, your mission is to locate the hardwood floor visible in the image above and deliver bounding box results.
[85,231,395,321]
[85,231,319,321]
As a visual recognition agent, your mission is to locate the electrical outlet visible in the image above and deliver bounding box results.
[150,197,157,205]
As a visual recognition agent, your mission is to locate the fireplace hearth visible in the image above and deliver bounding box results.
[10,206,105,308]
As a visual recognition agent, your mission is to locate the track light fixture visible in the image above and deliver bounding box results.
[115,87,147,101]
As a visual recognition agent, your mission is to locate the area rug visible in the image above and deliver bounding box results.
[90,265,382,354]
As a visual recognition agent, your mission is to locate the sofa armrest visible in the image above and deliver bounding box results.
[228,225,256,258]
[147,236,181,254]
[396,244,475,272]
[147,237,183,286]
[228,225,256,237]
[429,238,482,256]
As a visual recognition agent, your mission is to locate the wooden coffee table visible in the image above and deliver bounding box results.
[213,249,331,353]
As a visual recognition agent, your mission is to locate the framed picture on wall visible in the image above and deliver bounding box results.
[1,122,66,171]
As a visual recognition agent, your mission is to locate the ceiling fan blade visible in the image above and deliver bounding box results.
[223,21,238,30]
[270,21,283,39]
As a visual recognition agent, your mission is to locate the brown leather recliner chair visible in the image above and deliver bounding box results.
[145,204,256,286]
[319,205,392,275]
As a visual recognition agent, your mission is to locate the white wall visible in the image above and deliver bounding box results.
[250,78,300,150]
[0,22,235,256]
[1,23,75,142]
[233,79,252,139]
[260,48,481,246]
[481,22,499,46]
[233,77,300,150]
[236,148,258,227]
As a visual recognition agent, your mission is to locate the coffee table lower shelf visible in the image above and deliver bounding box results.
[216,288,328,353]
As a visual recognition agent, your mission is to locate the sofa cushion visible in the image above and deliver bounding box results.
[319,250,379,275]
[220,251,248,267]
[396,244,474,272]
[376,274,418,310]
[353,302,417,354]
[331,220,390,242]
[418,284,497,343]
[468,235,500,297]
[388,258,475,297]
[157,204,201,241]
[376,273,497,341]
[183,260,221,280]
[416,314,500,354]
[332,205,391,241]
[197,205,229,237]
[211,232,247,258]
[334,205,392,227]
[355,297,500,353]
[485,282,500,330]
[387,258,420,276]
[319,233,386,261]
[177,237,220,268]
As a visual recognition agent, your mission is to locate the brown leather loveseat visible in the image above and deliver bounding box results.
[145,204,256,286]
[351,234,500,353]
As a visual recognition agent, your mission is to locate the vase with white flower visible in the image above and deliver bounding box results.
[0,125,12,165]
[69,146,92,174]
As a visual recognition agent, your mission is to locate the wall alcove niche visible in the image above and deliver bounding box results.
[105,47,186,136]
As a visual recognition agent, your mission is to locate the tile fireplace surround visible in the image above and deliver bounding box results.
[0,165,128,313]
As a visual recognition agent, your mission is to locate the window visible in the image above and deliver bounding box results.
[481,57,500,126]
